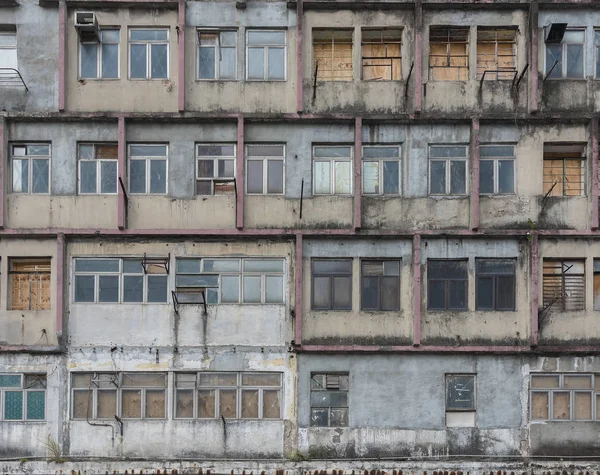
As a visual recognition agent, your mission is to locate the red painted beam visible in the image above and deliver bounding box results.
[297,344,600,354]
[592,118,599,230]
[470,118,480,230]
[530,234,539,347]
[177,0,185,113]
[117,116,126,230]
[296,0,304,113]
[354,117,363,230]
[56,233,65,339]
[58,0,67,112]
[413,234,421,346]
[236,116,245,229]
[295,233,303,346]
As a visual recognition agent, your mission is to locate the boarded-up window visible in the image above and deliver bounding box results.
[361,29,402,81]
[476,28,517,80]
[313,30,353,81]
[9,259,51,310]
[542,259,585,312]
[543,144,585,197]
[429,27,469,81]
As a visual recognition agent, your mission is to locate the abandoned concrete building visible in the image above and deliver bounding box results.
[3,0,600,473]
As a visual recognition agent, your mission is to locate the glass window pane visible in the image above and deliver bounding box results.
[429,161,446,194]
[81,43,98,78]
[314,147,352,158]
[566,44,584,78]
[265,275,283,303]
[247,47,264,79]
[220,47,236,79]
[75,275,95,302]
[247,145,284,157]
[243,275,261,303]
[597,45,600,78]
[150,160,167,194]
[221,31,237,46]
[546,44,562,78]
[479,160,494,194]
[0,375,21,387]
[98,275,119,302]
[383,161,399,194]
[32,159,49,193]
[243,259,284,273]
[79,144,93,159]
[130,160,146,193]
[448,280,467,309]
[333,276,351,309]
[221,275,240,303]
[313,260,352,274]
[267,47,285,80]
[314,161,331,194]
[362,161,379,194]
[197,159,214,178]
[429,146,467,158]
[428,280,445,309]
[101,43,119,79]
[100,161,117,194]
[130,43,147,79]
[198,389,216,418]
[80,161,97,193]
[498,160,514,194]
[334,161,351,194]
[381,276,399,310]
[12,159,28,193]
[123,275,143,302]
[4,391,23,419]
[176,390,194,418]
[102,29,120,43]
[204,259,240,272]
[75,259,119,272]
[199,46,216,79]
[312,276,331,309]
[311,407,328,426]
[477,276,494,309]
[247,160,263,194]
[361,276,379,310]
[130,145,167,156]
[72,390,90,419]
[176,259,201,273]
[147,275,168,302]
[248,31,285,45]
[496,275,515,310]
[480,145,515,158]
[330,408,349,426]
[131,30,168,41]
[450,160,466,194]
[267,160,284,193]
[218,159,235,178]
[363,146,400,159]
[564,375,592,389]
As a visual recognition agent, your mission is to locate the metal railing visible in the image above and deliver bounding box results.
[0,68,28,91]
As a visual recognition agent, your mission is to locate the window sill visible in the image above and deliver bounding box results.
[245,79,287,83]
[72,302,170,305]
[195,79,238,83]
[246,193,286,196]
[77,193,118,196]
[127,78,171,82]
[428,194,469,198]
[78,78,121,82]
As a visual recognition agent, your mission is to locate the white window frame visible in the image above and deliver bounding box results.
[545,28,585,80]
[312,145,354,196]
[479,144,516,195]
[595,29,600,79]
[0,373,46,422]
[245,144,285,195]
[361,145,401,195]
[245,29,287,81]
[77,143,118,195]
[196,29,237,81]
[128,28,169,80]
[10,143,51,195]
[79,29,120,80]
[0,30,17,70]
[128,144,168,195]
[428,145,469,196]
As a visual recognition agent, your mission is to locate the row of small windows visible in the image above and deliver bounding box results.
[9,142,589,197]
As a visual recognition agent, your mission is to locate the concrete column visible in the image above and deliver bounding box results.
[178,0,186,112]
[56,233,65,342]
[296,0,304,113]
[58,0,67,112]
[530,234,539,347]
[413,233,421,347]
[236,116,245,229]
[529,0,539,114]
[414,0,423,114]
[591,117,598,230]
[117,116,126,230]
[354,117,362,230]
[470,118,480,230]
[295,233,303,346]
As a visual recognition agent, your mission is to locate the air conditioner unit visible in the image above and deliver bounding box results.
[74,11,98,32]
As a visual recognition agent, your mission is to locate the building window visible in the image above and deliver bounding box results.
[476,28,517,80]
[593,259,600,311]
[0,30,17,70]
[72,372,167,420]
[313,29,353,81]
[427,260,468,311]
[428,145,468,195]
[73,258,168,304]
[361,29,402,81]
[545,29,584,79]
[78,143,118,194]
[175,258,284,304]
[446,374,476,427]
[429,26,469,80]
[362,145,401,195]
[542,259,585,312]
[313,146,353,195]
[310,373,349,427]
[9,259,51,311]
[175,372,281,420]
[246,144,285,195]
[543,144,585,197]
[128,144,167,194]
[11,144,50,194]
[531,374,600,421]
[0,374,46,421]
[479,145,515,195]
[80,29,119,79]
[311,259,352,310]
[246,30,286,81]
[129,29,169,79]
[198,30,236,80]
[475,259,516,311]
[596,31,600,78]
[361,260,400,311]
[196,144,236,195]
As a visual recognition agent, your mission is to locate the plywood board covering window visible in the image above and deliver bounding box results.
[429,27,469,80]
[361,29,402,80]
[543,144,585,197]
[313,30,353,81]
[542,259,585,312]
[477,28,517,80]
[9,259,51,311]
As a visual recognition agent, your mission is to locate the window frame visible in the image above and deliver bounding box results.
[360,259,401,311]
[476,27,517,81]
[428,145,469,196]
[127,143,168,195]
[361,144,401,196]
[79,29,120,80]
[245,144,286,195]
[313,29,354,82]
[545,28,585,80]
[311,259,353,311]
[0,373,47,422]
[475,258,516,311]
[128,28,170,80]
[446,373,476,412]
[310,372,349,427]
[245,29,287,81]
[542,144,586,197]
[10,143,51,195]
[195,143,236,195]
[427,259,468,311]
[479,144,516,195]
[429,26,470,81]
[542,258,586,312]
[196,29,237,81]
[8,258,51,311]
[595,30,600,79]
[312,145,354,196]
[360,28,402,81]
[0,30,17,70]
[77,143,119,195]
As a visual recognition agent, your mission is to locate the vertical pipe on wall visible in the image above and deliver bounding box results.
[470,118,480,230]
[236,115,245,229]
[117,116,126,230]
[529,0,539,114]
[296,0,304,113]
[530,234,539,347]
[413,234,421,346]
[295,233,303,346]
[592,118,599,230]
[414,0,423,114]
[177,0,186,113]
[56,233,65,341]
[0,116,5,230]
[354,117,362,230]
[58,0,67,112]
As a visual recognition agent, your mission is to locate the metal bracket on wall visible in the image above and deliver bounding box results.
[404,62,414,101]
[172,289,207,316]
